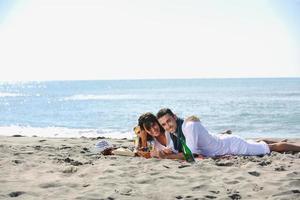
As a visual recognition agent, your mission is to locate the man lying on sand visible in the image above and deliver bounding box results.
[156,108,300,158]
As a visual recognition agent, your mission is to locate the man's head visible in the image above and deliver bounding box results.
[138,112,164,137]
[156,108,178,133]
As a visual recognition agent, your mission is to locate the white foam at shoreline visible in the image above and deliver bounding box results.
[0,125,133,139]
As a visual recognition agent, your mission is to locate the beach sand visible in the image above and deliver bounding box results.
[0,136,299,200]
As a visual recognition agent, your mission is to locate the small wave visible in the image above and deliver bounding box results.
[63,94,139,101]
[0,125,133,139]
[272,92,300,97]
[0,92,24,97]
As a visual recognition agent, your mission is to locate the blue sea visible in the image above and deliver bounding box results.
[0,78,299,139]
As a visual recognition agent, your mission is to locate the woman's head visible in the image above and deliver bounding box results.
[138,112,164,137]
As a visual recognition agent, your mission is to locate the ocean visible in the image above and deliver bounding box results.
[0,78,299,139]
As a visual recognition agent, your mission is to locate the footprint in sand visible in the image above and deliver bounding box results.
[204,195,217,199]
[234,176,247,181]
[39,182,62,188]
[274,166,286,171]
[12,159,23,164]
[272,189,300,197]
[135,178,152,184]
[178,164,191,168]
[258,160,272,166]
[209,191,220,195]
[248,171,260,177]
[228,193,241,200]
[192,184,209,191]
[8,191,25,197]
[59,146,72,150]
[225,180,240,185]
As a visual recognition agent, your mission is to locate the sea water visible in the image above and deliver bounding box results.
[0,78,299,139]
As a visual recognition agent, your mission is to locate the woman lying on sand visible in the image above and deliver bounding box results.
[136,112,184,159]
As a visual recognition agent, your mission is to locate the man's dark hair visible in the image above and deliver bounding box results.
[156,108,175,119]
[138,112,164,133]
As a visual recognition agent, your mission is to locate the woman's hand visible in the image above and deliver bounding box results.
[150,148,173,159]
[157,149,172,159]
[162,148,172,155]
[150,149,159,158]
[157,150,168,159]
[136,150,151,159]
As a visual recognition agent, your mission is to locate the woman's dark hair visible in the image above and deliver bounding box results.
[156,108,175,119]
[138,112,165,134]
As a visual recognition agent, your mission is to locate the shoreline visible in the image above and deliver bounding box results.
[1,135,299,199]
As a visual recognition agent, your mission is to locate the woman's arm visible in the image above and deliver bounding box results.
[157,151,185,160]
[139,129,148,149]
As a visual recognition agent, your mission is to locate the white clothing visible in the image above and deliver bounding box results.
[182,121,270,157]
[153,131,177,153]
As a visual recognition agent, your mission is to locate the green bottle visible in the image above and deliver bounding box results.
[179,137,195,163]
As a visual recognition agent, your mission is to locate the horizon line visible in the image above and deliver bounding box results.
[1,76,300,83]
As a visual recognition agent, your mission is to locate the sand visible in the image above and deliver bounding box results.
[0,136,299,200]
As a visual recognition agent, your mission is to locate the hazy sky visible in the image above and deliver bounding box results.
[0,0,299,81]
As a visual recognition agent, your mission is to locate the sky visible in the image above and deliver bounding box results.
[0,0,299,81]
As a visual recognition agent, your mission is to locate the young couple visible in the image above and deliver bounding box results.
[136,108,300,160]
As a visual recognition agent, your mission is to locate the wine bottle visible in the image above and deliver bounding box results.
[179,137,195,163]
